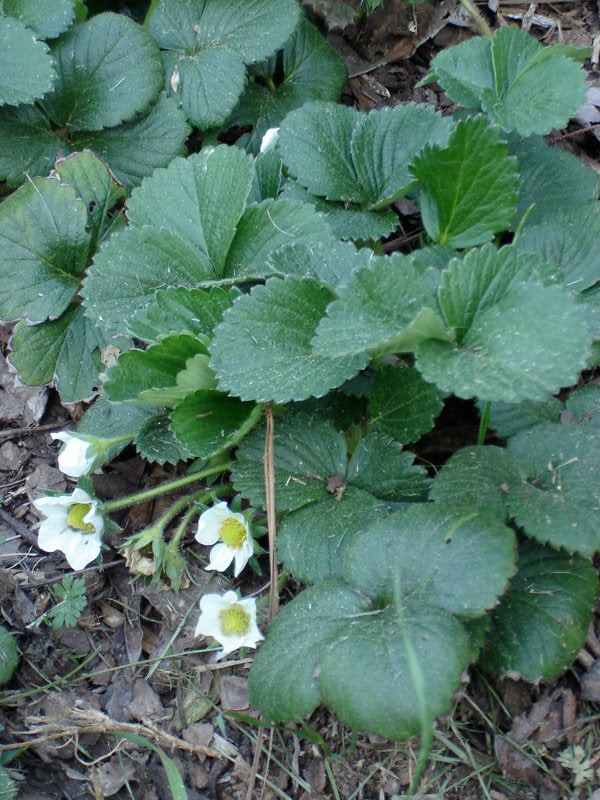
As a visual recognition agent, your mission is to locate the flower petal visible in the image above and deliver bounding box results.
[206,542,235,573]
[61,531,102,570]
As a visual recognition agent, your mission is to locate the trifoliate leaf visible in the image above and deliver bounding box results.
[248,580,369,721]
[9,304,104,402]
[410,117,518,248]
[53,150,127,250]
[480,540,597,680]
[232,413,348,511]
[0,177,88,323]
[279,100,452,208]
[4,0,75,39]
[72,92,190,189]
[506,424,600,555]
[0,17,55,106]
[210,277,366,403]
[415,247,592,402]
[312,253,449,360]
[226,17,347,144]
[426,26,587,136]
[517,205,600,294]
[250,503,515,737]
[347,433,431,502]
[42,12,163,132]
[134,411,192,465]
[509,135,598,228]
[277,488,388,584]
[170,391,262,459]
[149,0,301,128]
[104,334,210,406]
[369,364,444,444]
[128,287,234,344]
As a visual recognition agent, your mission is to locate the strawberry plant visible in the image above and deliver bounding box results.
[2,0,599,757]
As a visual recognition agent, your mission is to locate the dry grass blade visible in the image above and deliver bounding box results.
[264,402,279,620]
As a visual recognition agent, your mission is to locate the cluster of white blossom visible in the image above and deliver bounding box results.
[33,433,263,658]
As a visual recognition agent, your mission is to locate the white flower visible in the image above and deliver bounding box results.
[195,591,263,658]
[33,488,104,570]
[51,432,105,478]
[259,127,280,154]
[195,502,253,577]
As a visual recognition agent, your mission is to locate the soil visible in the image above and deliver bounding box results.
[2,2,600,799]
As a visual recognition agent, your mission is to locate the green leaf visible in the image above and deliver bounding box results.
[248,580,369,721]
[429,445,519,521]
[0,177,88,322]
[9,304,104,402]
[126,146,254,276]
[267,239,373,287]
[0,17,55,106]
[480,540,597,680]
[4,0,75,39]
[347,432,431,502]
[232,413,347,511]
[53,150,127,250]
[128,287,234,344]
[111,732,188,800]
[83,227,212,338]
[226,17,347,141]
[277,488,388,583]
[42,12,163,131]
[47,576,87,629]
[506,424,600,556]
[224,199,334,280]
[0,626,19,685]
[319,602,468,739]
[210,277,366,403]
[343,504,516,617]
[0,104,64,186]
[279,100,452,208]
[281,180,398,241]
[410,117,518,248]
[565,384,600,429]
[149,0,301,128]
[517,205,600,294]
[134,411,192,465]
[369,364,443,444]
[427,26,587,135]
[487,397,562,438]
[251,502,515,737]
[104,334,210,406]
[170,391,262,459]
[78,395,154,443]
[416,247,592,402]
[312,253,449,360]
[72,92,190,189]
[509,135,598,228]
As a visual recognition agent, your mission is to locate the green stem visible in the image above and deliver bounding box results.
[168,502,202,552]
[104,462,233,512]
[478,401,491,446]
[459,0,493,36]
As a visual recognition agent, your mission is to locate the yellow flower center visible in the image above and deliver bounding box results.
[219,604,251,636]
[66,503,96,533]
[219,517,247,549]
